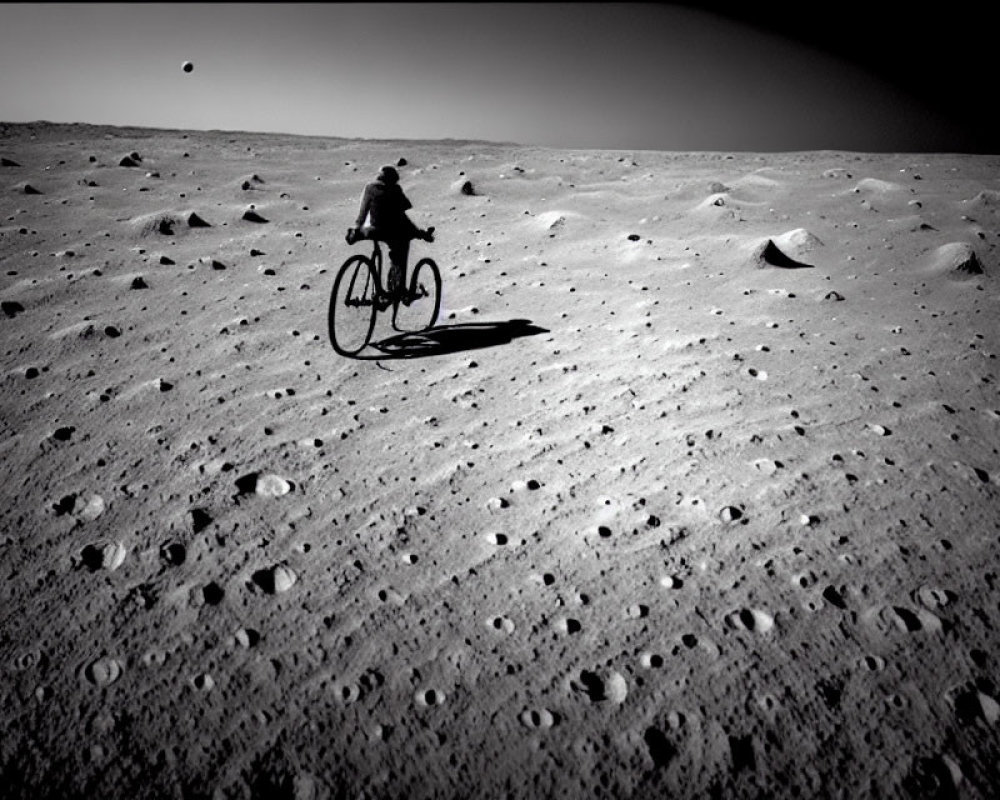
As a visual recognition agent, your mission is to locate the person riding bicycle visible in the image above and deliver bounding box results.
[346,165,434,304]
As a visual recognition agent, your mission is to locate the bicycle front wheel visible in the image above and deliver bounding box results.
[329,255,377,356]
[394,258,441,333]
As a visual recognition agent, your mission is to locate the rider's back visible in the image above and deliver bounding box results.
[359,180,412,234]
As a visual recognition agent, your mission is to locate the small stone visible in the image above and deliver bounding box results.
[256,474,292,497]
[272,565,297,593]
[101,541,127,571]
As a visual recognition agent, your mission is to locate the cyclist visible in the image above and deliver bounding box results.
[346,165,434,305]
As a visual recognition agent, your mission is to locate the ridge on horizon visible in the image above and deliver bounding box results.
[4,120,989,157]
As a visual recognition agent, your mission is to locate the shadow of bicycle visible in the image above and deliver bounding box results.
[353,319,549,360]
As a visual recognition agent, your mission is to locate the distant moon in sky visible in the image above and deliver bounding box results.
[182,61,193,73]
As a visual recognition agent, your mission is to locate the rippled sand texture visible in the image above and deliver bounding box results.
[2,122,999,798]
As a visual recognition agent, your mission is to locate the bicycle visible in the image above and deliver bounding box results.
[328,235,442,356]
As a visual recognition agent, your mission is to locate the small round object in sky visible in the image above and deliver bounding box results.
[182,61,193,73]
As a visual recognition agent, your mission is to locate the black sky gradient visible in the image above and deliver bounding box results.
[690,1,994,153]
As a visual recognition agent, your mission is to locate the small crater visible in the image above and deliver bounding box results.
[333,680,361,705]
[519,708,557,729]
[866,423,891,436]
[890,606,924,633]
[414,687,445,707]
[83,658,122,687]
[639,652,664,669]
[489,616,515,634]
[915,585,957,610]
[726,607,774,633]
[235,628,260,648]
[576,670,606,702]
[860,654,885,672]
[192,673,214,691]
[719,506,744,524]
[559,618,582,635]
[52,426,76,442]
[160,542,186,566]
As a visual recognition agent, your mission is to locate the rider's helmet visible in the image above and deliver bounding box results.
[377,165,399,185]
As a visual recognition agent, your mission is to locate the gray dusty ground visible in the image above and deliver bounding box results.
[2,122,999,798]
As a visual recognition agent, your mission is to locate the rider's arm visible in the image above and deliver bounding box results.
[354,184,374,229]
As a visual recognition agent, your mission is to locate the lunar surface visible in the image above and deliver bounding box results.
[2,121,999,798]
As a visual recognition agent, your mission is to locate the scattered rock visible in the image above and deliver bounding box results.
[719,505,745,524]
[2,157,21,167]
[78,495,106,522]
[242,208,268,223]
[191,508,213,533]
[2,300,25,317]
[234,472,294,499]
[752,239,813,269]
[187,212,211,228]
[926,242,985,277]
[574,669,627,704]
[235,628,260,648]
[251,564,297,594]
[256,474,293,497]
[79,540,126,571]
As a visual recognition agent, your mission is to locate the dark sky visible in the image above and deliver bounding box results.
[0,2,993,153]
[699,2,993,152]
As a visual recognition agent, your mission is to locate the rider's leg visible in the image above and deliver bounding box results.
[387,238,410,301]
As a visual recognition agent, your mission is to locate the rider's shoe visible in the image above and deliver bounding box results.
[419,226,435,243]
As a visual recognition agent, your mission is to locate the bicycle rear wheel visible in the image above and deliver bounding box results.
[393,257,441,333]
[329,255,377,355]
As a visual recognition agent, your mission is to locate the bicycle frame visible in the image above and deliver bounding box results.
[360,239,407,303]
[367,240,387,298]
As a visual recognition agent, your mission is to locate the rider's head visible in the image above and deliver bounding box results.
[377,165,399,186]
